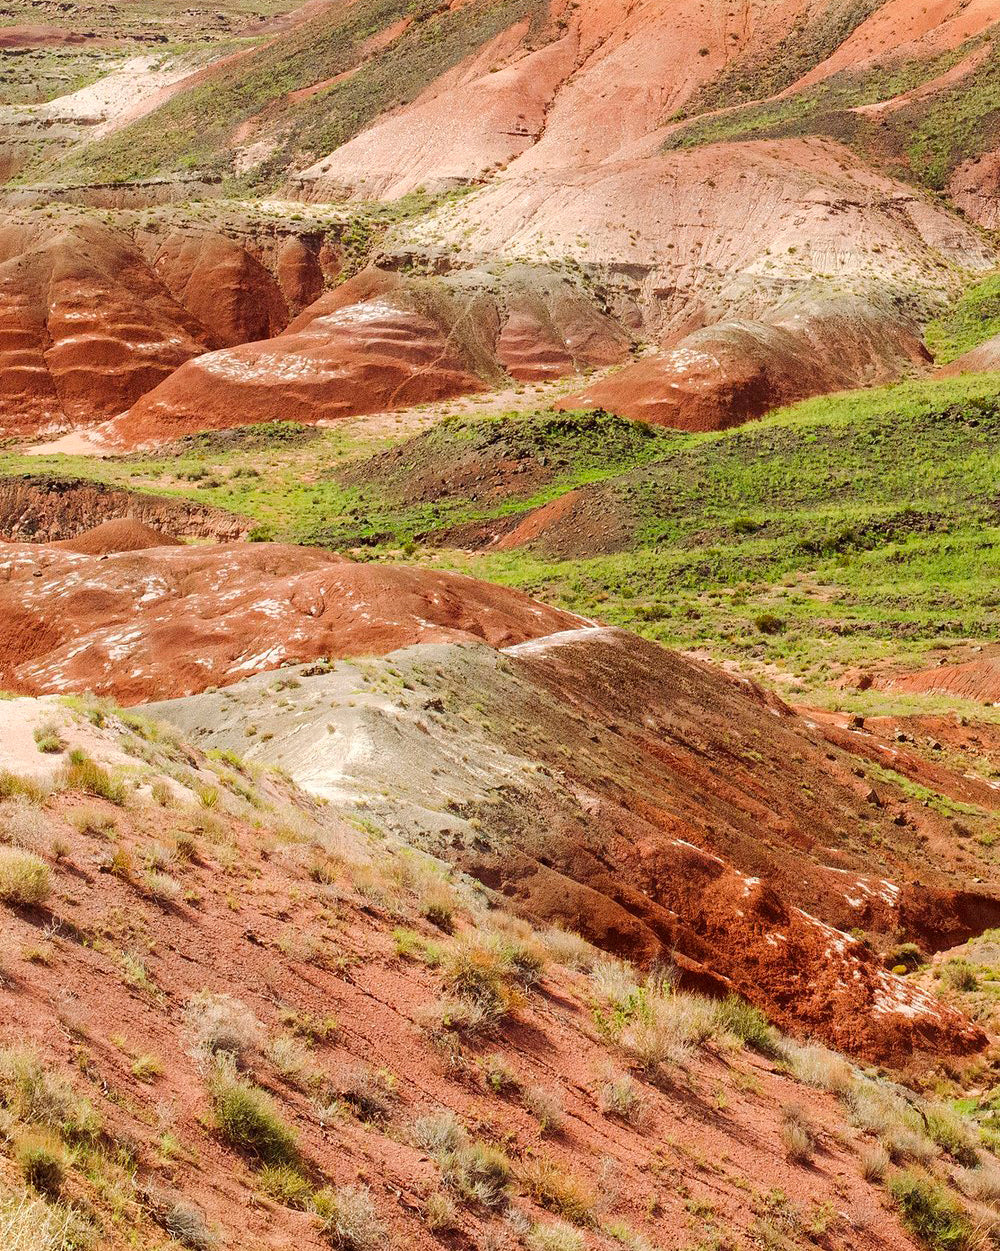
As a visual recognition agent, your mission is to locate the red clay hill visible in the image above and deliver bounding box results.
[0,535,585,701]
[1,0,997,440]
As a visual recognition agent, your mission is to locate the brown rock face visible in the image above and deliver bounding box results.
[0,475,250,543]
[0,216,207,434]
[0,539,586,701]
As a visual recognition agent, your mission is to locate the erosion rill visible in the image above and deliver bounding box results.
[1,2,1000,1249]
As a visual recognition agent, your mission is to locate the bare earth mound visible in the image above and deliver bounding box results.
[52,517,182,554]
[0,539,585,700]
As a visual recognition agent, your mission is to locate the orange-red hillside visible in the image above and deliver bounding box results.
[0,537,585,701]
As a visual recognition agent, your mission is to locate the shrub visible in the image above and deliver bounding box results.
[925,1102,979,1166]
[16,1131,65,1194]
[754,612,785,635]
[523,1085,564,1135]
[441,1141,513,1208]
[481,1053,521,1094]
[0,771,46,803]
[71,806,115,837]
[313,1186,386,1250]
[0,848,50,906]
[527,1222,586,1251]
[131,1054,164,1083]
[162,1201,218,1250]
[442,931,544,1026]
[63,751,125,804]
[330,1064,397,1123]
[413,1110,464,1157]
[939,960,978,992]
[208,1066,298,1165]
[267,1034,318,1089]
[0,1190,91,1251]
[714,996,782,1056]
[185,992,260,1064]
[783,1040,852,1094]
[258,1163,313,1208]
[859,1143,889,1182]
[144,871,183,903]
[0,1049,99,1141]
[425,1189,458,1231]
[780,1105,815,1163]
[539,927,600,971]
[520,1156,595,1224]
[888,1169,972,1250]
[599,1071,649,1128]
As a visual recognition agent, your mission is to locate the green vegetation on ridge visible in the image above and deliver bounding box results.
[926,273,1000,364]
[5,371,1000,695]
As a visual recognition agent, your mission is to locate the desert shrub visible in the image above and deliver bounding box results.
[258,1163,313,1208]
[425,1189,458,1231]
[442,931,545,1024]
[888,1168,972,1250]
[32,726,64,755]
[714,996,782,1056]
[939,960,978,992]
[754,612,785,635]
[539,927,600,971]
[131,1054,164,1083]
[70,807,115,837]
[313,1185,386,1250]
[0,848,50,906]
[0,772,46,804]
[0,1050,99,1141]
[598,983,719,1074]
[266,1034,318,1089]
[184,992,261,1064]
[599,1070,649,1128]
[956,1159,1000,1203]
[589,958,642,1004]
[925,1103,979,1166]
[62,752,124,804]
[845,1078,933,1162]
[208,1066,298,1165]
[481,1053,521,1095]
[780,1105,816,1163]
[162,1201,218,1249]
[413,1110,465,1157]
[527,1222,586,1251]
[144,871,182,903]
[523,1086,564,1135]
[0,1189,92,1251]
[520,1157,595,1225]
[441,1141,513,1208]
[15,1131,65,1195]
[783,1040,852,1094]
[859,1143,889,1182]
[330,1064,397,1123]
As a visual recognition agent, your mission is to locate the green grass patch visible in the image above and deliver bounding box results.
[925,273,1000,364]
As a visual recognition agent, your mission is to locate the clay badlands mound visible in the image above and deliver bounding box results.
[0,0,998,441]
[4,0,1000,1247]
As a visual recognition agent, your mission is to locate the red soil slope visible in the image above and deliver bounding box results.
[0,699,950,1250]
[939,330,1000,377]
[51,517,181,553]
[149,625,1000,1063]
[560,300,929,430]
[0,539,585,700]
